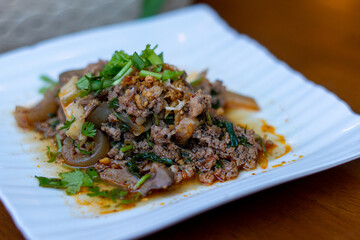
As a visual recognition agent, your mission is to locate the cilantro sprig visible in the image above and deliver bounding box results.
[81,122,96,137]
[35,168,136,204]
[87,186,128,202]
[75,44,166,94]
[39,75,57,94]
[46,146,58,163]
[35,169,93,195]
[59,115,75,131]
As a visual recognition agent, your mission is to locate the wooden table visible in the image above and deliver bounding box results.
[1,0,360,239]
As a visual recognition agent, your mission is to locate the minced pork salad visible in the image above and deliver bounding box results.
[15,45,272,204]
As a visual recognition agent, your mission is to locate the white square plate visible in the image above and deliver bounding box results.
[1,4,360,240]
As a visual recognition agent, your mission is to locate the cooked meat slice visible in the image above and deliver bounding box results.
[59,69,83,86]
[83,99,100,118]
[83,60,107,75]
[189,89,211,118]
[139,163,174,195]
[100,168,139,188]
[14,88,58,128]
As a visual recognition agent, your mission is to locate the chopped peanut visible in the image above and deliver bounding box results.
[99,157,110,164]
[134,95,143,109]
[215,107,224,115]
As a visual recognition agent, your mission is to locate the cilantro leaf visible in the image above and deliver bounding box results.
[81,122,96,137]
[103,50,130,78]
[39,75,57,94]
[87,186,128,202]
[126,159,140,178]
[141,44,163,66]
[76,73,92,90]
[35,176,63,188]
[86,167,100,182]
[109,98,119,109]
[59,169,93,195]
[59,115,75,131]
[225,122,239,147]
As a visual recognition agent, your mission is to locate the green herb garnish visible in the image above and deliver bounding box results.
[112,60,133,85]
[215,160,223,169]
[153,113,159,125]
[77,142,94,155]
[35,169,94,195]
[59,115,75,131]
[87,186,128,202]
[146,131,154,148]
[131,52,145,70]
[81,122,96,137]
[139,70,162,80]
[141,44,163,66]
[161,70,183,81]
[46,146,58,163]
[133,152,173,166]
[39,75,57,94]
[239,135,252,147]
[163,113,174,125]
[190,77,203,87]
[109,98,119,109]
[59,169,93,195]
[225,122,239,147]
[206,111,213,125]
[256,135,267,157]
[126,159,140,178]
[56,134,62,152]
[86,167,100,182]
[35,176,63,188]
[181,151,194,163]
[212,99,220,109]
[120,142,134,152]
[135,174,152,189]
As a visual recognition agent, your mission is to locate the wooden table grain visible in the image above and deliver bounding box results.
[1,0,360,239]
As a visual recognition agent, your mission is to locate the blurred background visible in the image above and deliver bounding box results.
[1,0,360,239]
[0,0,192,53]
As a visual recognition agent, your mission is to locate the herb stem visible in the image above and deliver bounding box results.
[135,174,152,189]
[120,143,134,152]
[139,70,162,80]
[225,122,239,147]
[113,60,132,80]
[153,113,159,125]
[206,111,213,125]
[146,131,154,148]
[56,134,62,152]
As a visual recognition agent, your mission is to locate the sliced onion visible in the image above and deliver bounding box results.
[14,88,58,128]
[165,100,186,111]
[87,102,113,128]
[142,117,152,133]
[62,130,110,167]
[116,112,144,136]
[224,91,259,111]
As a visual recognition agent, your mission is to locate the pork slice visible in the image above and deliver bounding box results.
[83,60,107,75]
[139,163,174,195]
[59,69,84,86]
[100,168,138,188]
